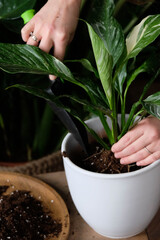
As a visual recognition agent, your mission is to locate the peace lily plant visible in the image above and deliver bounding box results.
[0,1,160,237]
[0,0,160,153]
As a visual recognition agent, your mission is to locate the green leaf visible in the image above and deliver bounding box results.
[7,84,65,107]
[9,83,110,149]
[65,58,99,78]
[77,117,110,149]
[8,83,103,118]
[0,43,76,82]
[78,76,109,108]
[58,94,110,116]
[0,43,106,107]
[88,0,125,66]
[86,22,113,108]
[126,15,160,59]
[115,62,127,95]
[142,92,160,119]
[0,0,36,19]
[126,53,160,94]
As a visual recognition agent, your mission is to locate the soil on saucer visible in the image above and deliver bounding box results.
[0,186,62,240]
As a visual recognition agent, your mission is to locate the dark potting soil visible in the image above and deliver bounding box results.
[0,186,62,240]
[64,144,143,174]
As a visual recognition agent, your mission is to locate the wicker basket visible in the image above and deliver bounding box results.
[0,151,64,176]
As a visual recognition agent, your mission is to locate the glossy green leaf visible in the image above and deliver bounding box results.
[0,0,36,19]
[82,77,109,109]
[65,58,99,78]
[0,43,108,110]
[7,84,64,107]
[86,22,113,108]
[9,83,109,149]
[126,53,160,92]
[88,0,125,66]
[126,15,160,59]
[59,94,110,116]
[11,83,110,121]
[0,43,76,82]
[142,92,160,119]
[115,62,127,95]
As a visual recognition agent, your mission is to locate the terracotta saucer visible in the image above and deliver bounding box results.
[0,171,70,240]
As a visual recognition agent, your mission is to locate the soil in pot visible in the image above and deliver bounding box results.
[0,185,62,239]
[63,142,143,174]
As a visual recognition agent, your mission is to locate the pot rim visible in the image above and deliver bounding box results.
[62,132,160,180]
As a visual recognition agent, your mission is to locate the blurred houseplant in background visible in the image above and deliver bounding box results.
[0,0,66,163]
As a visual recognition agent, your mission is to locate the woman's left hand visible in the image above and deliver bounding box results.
[111,116,160,166]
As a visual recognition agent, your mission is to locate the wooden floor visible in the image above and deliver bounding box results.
[38,171,160,240]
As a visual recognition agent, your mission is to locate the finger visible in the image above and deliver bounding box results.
[40,38,55,80]
[114,134,151,158]
[53,38,67,61]
[49,38,67,81]
[111,128,143,153]
[49,75,57,81]
[120,147,150,165]
[21,21,34,42]
[120,139,160,160]
[39,36,53,53]
[39,39,55,80]
[114,133,149,158]
[27,32,41,46]
[136,151,160,166]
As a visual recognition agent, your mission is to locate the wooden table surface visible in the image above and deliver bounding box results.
[38,171,160,240]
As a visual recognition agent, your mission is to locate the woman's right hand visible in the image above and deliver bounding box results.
[21,0,82,80]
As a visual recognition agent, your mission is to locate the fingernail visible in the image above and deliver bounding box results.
[49,75,56,81]
[111,145,116,151]
[120,159,125,164]
[136,161,141,166]
[114,153,120,158]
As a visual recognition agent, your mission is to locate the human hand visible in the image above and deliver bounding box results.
[111,116,160,166]
[21,0,82,80]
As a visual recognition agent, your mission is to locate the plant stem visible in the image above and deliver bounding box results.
[120,95,125,130]
[114,0,127,16]
[80,0,87,11]
[118,69,160,140]
[118,101,141,139]
[112,62,127,142]
[122,64,147,129]
[86,88,113,147]
[77,117,110,150]
[123,16,138,35]
[99,112,114,145]
[139,69,160,101]
[111,84,118,143]
[131,109,146,126]
[123,2,154,34]
[124,68,145,101]
[89,91,113,146]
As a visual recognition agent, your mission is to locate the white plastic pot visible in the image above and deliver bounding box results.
[61,116,160,238]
